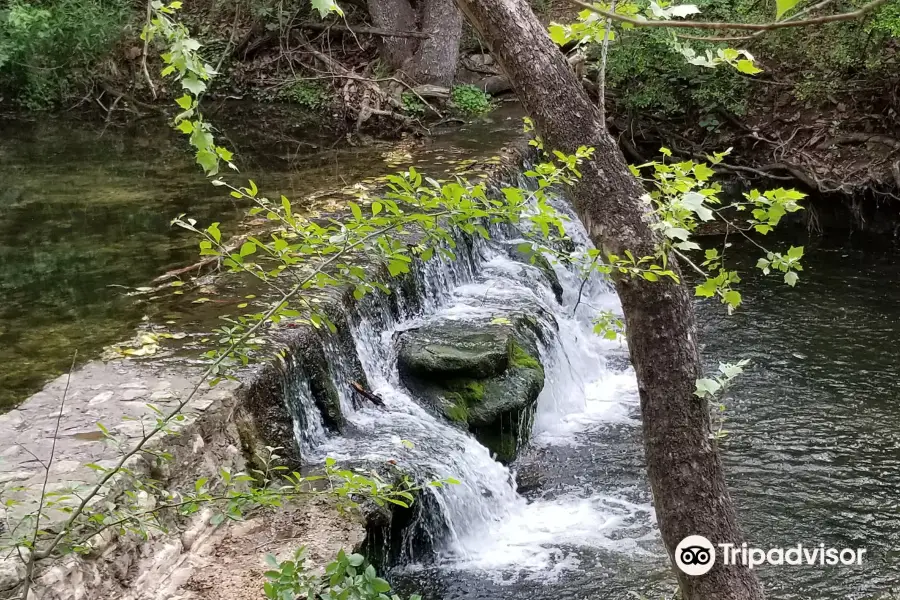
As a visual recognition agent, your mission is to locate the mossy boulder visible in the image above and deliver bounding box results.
[396,318,545,462]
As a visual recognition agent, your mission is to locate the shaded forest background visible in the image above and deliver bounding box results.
[1,0,899,229]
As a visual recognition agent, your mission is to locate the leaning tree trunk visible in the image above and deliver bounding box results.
[403,0,463,86]
[366,0,418,70]
[454,0,765,597]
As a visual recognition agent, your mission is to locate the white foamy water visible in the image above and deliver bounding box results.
[297,191,651,582]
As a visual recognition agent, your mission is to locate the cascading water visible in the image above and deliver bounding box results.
[299,186,662,588]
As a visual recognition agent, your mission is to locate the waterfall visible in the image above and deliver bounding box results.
[299,186,655,582]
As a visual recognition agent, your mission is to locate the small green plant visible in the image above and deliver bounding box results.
[263,547,420,600]
[449,84,492,116]
[277,80,330,110]
[401,92,426,117]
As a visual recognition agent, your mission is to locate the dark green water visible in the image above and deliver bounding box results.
[0,105,525,409]
[704,238,900,598]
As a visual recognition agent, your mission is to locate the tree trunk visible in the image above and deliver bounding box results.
[403,0,463,86]
[453,0,765,597]
[366,0,418,70]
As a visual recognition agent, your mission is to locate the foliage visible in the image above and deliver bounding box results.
[400,92,426,117]
[624,147,805,313]
[549,1,756,119]
[449,84,493,116]
[263,547,420,600]
[278,80,331,111]
[868,0,900,37]
[592,310,625,340]
[605,29,750,118]
[0,0,130,108]
[695,359,750,440]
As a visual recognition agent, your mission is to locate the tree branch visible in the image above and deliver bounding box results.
[565,0,887,31]
[298,22,431,39]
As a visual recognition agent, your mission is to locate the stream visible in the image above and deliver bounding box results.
[2,110,899,599]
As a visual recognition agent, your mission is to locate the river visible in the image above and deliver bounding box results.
[1,111,898,598]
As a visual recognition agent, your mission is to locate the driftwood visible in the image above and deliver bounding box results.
[350,381,385,408]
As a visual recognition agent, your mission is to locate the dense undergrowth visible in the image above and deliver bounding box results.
[0,0,133,109]
[2,0,895,118]
[600,0,898,125]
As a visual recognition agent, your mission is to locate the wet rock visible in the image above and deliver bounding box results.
[396,317,544,462]
[503,242,564,304]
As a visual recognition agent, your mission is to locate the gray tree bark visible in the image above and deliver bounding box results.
[366,0,418,70]
[453,0,766,597]
[403,0,462,86]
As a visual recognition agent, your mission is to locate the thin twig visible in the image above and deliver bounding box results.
[142,0,158,100]
[597,0,616,124]
[565,0,887,31]
[572,253,599,316]
[677,0,838,40]
[19,352,78,600]
[26,217,429,568]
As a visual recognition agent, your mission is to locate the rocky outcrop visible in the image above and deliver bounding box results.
[396,316,545,462]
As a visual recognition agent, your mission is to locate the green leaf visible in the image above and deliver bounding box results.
[723,289,741,308]
[196,149,218,174]
[784,271,799,287]
[310,0,343,17]
[350,202,362,221]
[776,0,800,18]
[695,378,721,398]
[692,163,715,181]
[240,241,256,256]
[695,278,718,298]
[372,201,382,216]
[175,94,193,110]
[176,120,194,134]
[548,23,569,46]
[182,75,207,95]
[735,59,762,75]
[348,554,365,567]
[207,222,221,243]
[786,245,804,260]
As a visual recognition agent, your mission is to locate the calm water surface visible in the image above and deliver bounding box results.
[0,105,525,409]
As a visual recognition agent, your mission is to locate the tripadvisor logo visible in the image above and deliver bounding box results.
[674,535,867,576]
[675,535,716,576]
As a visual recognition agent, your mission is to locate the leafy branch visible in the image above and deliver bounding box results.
[564,0,888,32]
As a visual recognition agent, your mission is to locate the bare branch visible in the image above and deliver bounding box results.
[19,352,78,600]
[677,0,838,40]
[299,22,431,39]
[597,0,616,124]
[141,0,157,100]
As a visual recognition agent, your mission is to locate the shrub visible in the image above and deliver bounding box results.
[450,84,492,116]
[0,0,131,108]
[401,91,426,117]
[277,80,330,110]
